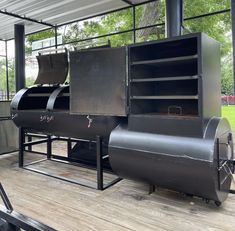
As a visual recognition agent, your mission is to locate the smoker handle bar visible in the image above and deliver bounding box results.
[0,184,13,212]
[38,47,67,55]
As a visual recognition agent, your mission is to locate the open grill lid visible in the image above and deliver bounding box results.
[34,52,68,85]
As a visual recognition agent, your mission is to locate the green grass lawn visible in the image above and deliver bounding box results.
[222,105,235,131]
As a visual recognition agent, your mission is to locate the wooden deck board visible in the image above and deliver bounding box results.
[0,152,235,231]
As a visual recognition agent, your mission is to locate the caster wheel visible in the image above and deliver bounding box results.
[215,201,222,207]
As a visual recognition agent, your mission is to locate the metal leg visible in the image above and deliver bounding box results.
[149,184,156,194]
[19,133,121,190]
[19,127,25,168]
[96,136,103,190]
[67,138,72,154]
[27,134,32,151]
[47,135,52,160]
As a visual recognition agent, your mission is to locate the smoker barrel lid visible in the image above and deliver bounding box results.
[34,52,68,85]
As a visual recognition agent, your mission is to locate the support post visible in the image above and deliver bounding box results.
[149,184,156,194]
[165,0,183,38]
[14,24,25,91]
[133,6,136,43]
[47,135,52,159]
[55,26,58,49]
[231,0,235,95]
[19,128,25,168]
[96,136,103,190]
[15,25,25,168]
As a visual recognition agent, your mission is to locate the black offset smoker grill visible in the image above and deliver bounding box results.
[10,32,234,206]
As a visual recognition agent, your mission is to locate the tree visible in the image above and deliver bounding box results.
[136,1,163,40]
[62,1,165,47]
[25,29,55,55]
[183,0,232,94]
[184,0,231,56]
[0,58,15,99]
[21,0,233,94]
[62,9,134,47]
[221,55,234,95]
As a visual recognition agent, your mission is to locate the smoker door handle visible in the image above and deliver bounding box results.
[10,88,29,110]
[228,133,234,173]
[217,136,234,190]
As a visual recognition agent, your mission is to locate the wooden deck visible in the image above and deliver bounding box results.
[0,151,235,231]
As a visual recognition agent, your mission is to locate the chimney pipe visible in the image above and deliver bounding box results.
[165,0,183,38]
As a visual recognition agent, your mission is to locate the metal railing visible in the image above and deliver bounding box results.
[0,91,15,100]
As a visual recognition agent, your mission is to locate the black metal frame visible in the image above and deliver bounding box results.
[0,10,53,27]
[0,183,56,231]
[5,40,9,100]
[14,24,25,92]
[19,129,122,190]
[30,7,232,53]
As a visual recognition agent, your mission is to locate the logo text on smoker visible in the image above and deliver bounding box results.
[40,115,54,123]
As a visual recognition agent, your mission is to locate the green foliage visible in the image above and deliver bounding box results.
[184,0,232,95]
[222,106,235,131]
[0,58,15,98]
[25,29,55,54]
[7,59,15,93]
[184,0,231,56]
[26,29,55,44]
[25,77,35,87]
[63,8,134,47]
[0,59,7,91]
[62,0,233,95]
[0,0,233,95]
[62,1,166,47]
[184,0,230,17]
[221,56,234,95]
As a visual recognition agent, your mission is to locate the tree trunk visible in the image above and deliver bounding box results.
[136,1,161,41]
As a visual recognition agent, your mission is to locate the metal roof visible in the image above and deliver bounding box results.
[0,0,153,40]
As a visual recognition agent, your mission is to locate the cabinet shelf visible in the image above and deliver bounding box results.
[129,37,201,115]
[130,75,199,82]
[131,113,200,118]
[131,95,199,100]
[131,55,198,66]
